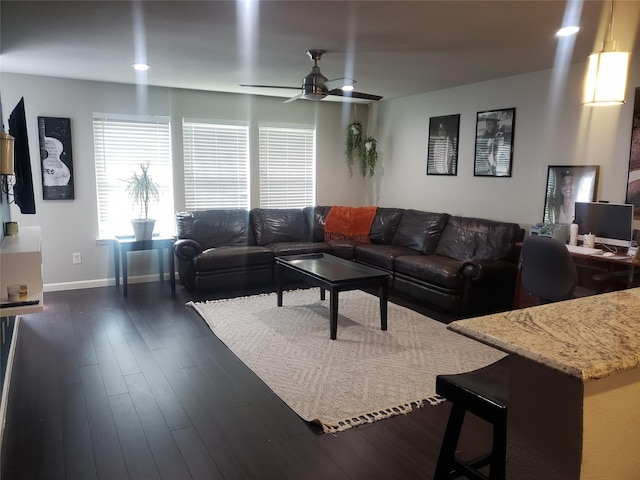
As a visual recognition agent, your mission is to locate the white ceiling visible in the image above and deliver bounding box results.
[1,1,639,102]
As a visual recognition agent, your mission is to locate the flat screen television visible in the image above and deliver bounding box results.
[574,202,634,248]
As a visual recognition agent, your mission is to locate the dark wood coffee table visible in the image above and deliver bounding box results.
[275,253,390,340]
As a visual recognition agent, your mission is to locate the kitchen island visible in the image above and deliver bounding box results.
[449,288,640,479]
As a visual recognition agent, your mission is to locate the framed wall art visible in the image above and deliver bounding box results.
[38,116,75,200]
[626,87,640,219]
[473,107,516,177]
[427,114,460,175]
[542,165,599,224]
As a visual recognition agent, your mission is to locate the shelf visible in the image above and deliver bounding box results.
[0,226,43,317]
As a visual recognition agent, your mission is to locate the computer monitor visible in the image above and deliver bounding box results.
[573,202,634,248]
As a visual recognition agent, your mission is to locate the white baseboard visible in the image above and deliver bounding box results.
[44,273,177,292]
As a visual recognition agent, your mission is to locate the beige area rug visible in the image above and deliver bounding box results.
[187,289,504,433]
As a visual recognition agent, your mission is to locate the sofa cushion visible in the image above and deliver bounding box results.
[326,239,364,260]
[394,255,465,290]
[435,216,520,261]
[392,209,450,253]
[303,206,332,242]
[251,208,309,245]
[370,208,405,245]
[192,246,273,271]
[355,244,420,270]
[176,209,251,249]
[267,242,331,257]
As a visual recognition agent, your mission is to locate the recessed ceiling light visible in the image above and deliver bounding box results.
[556,26,580,37]
[131,63,150,71]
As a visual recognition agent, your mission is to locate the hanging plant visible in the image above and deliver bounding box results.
[362,137,378,178]
[345,120,379,178]
[345,120,363,176]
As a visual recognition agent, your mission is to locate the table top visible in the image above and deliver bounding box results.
[449,288,640,382]
[113,235,175,246]
[276,253,390,283]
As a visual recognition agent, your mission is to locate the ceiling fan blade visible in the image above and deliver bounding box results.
[324,77,354,91]
[284,93,303,103]
[240,84,300,90]
[328,89,383,101]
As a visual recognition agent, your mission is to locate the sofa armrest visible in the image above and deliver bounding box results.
[174,238,203,261]
[461,258,516,282]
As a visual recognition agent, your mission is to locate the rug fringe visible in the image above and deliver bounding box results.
[186,289,311,308]
[320,396,446,434]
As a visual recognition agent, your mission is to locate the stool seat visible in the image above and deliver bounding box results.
[433,357,509,480]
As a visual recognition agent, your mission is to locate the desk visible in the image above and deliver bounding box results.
[113,236,175,296]
[450,288,640,479]
[566,248,640,286]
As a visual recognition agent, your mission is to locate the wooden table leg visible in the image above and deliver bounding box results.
[122,250,128,297]
[114,242,120,288]
[276,264,283,307]
[169,246,175,292]
[379,283,388,331]
[330,289,339,340]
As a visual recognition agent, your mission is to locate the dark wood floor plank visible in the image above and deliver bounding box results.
[151,348,249,480]
[123,373,193,480]
[79,364,130,480]
[89,324,129,397]
[103,311,142,376]
[125,336,192,431]
[108,392,162,480]
[172,426,224,480]
[60,381,98,480]
[34,351,66,480]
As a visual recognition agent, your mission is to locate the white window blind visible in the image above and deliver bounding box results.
[259,126,315,208]
[93,114,174,238]
[182,121,249,210]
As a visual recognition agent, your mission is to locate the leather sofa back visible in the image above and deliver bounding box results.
[176,209,252,249]
[392,209,450,253]
[304,206,405,243]
[435,216,521,261]
[251,208,310,245]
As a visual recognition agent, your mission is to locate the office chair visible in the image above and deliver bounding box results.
[521,235,577,303]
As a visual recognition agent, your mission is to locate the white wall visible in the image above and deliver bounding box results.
[375,54,640,230]
[0,74,369,289]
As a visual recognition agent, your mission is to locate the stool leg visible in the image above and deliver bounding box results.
[489,415,507,480]
[434,404,466,480]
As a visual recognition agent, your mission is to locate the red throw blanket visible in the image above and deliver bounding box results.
[324,206,378,242]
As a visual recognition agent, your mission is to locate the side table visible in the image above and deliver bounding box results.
[113,236,176,297]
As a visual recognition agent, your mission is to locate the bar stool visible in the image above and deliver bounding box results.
[433,357,509,480]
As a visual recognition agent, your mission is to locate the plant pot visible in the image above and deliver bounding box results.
[131,219,156,241]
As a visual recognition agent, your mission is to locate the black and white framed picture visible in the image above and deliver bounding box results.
[543,165,599,224]
[38,116,74,200]
[473,108,516,177]
[427,114,460,175]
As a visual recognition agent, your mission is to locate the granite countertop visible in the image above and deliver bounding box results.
[448,288,640,382]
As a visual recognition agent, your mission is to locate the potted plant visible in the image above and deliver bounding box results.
[124,163,160,241]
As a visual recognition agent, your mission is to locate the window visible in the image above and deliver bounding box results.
[259,125,315,208]
[93,114,174,238]
[182,120,249,210]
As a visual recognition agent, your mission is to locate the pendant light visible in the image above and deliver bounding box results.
[583,0,629,106]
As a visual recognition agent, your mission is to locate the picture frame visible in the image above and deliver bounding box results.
[473,107,516,177]
[38,116,75,200]
[626,87,640,219]
[542,165,599,224]
[427,114,460,175]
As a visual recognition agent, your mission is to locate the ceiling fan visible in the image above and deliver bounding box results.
[241,50,383,103]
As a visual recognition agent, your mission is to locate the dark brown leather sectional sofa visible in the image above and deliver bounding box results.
[174,207,523,315]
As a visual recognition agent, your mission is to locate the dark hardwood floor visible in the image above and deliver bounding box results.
[1,282,492,480]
